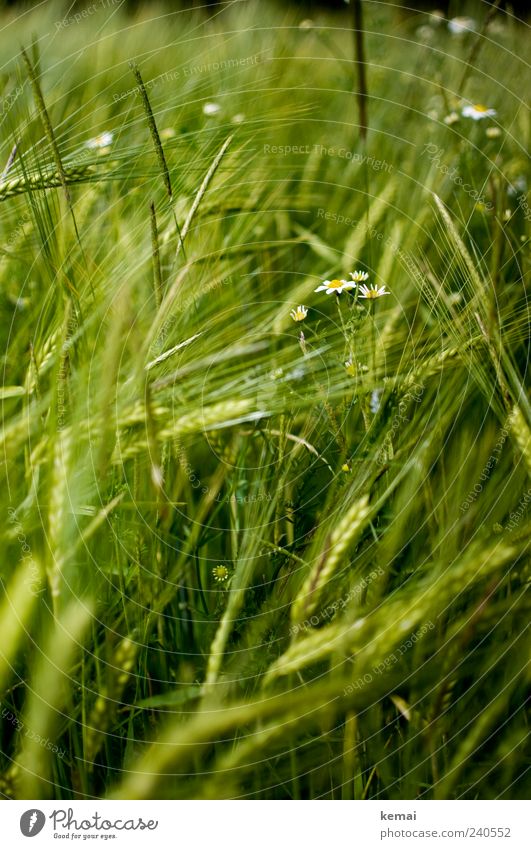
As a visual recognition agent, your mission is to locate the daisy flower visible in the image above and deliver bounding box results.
[448,17,477,35]
[462,104,497,121]
[85,131,113,150]
[428,10,444,27]
[203,102,221,116]
[486,126,502,139]
[358,283,390,300]
[212,565,230,583]
[349,270,369,283]
[444,112,459,125]
[416,25,435,43]
[345,359,368,377]
[290,305,308,322]
[315,278,355,295]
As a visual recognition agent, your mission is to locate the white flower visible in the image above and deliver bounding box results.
[231,113,245,124]
[290,305,308,322]
[462,104,497,120]
[486,126,502,139]
[444,112,459,125]
[85,131,113,150]
[370,388,383,413]
[428,10,445,27]
[358,283,390,300]
[349,270,369,283]
[203,102,221,116]
[416,26,435,43]
[488,20,506,37]
[212,565,230,583]
[315,278,355,295]
[345,359,368,376]
[508,176,527,197]
[160,128,176,140]
[448,17,477,35]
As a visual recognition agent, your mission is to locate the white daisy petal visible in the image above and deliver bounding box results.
[462,104,497,121]
[203,102,221,116]
[358,283,390,300]
[86,131,113,150]
[448,17,477,35]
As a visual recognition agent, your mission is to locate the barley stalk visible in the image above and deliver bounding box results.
[0,165,95,202]
[508,404,531,477]
[291,494,371,625]
[47,430,72,610]
[83,637,137,769]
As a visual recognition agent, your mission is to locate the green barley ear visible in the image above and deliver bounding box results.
[0,559,41,698]
[180,133,233,245]
[150,201,163,309]
[47,429,72,614]
[291,494,371,626]
[352,0,368,142]
[20,47,72,211]
[83,637,137,772]
[129,62,172,200]
[13,600,93,799]
[0,165,95,202]
[129,61,185,257]
[457,0,502,98]
[508,404,531,477]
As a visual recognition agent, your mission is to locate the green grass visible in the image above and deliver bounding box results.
[0,0,529,800]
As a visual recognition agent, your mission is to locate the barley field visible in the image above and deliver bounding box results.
[0,0,529,801]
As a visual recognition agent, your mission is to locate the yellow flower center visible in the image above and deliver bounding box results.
[473,104,488,112]
[329,279,343,289]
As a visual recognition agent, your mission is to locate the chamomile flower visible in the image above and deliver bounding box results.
[444,111,459,125]
[462,104,497,121]
[486,126,502,139]
[203,102,221,116]
[416,25,435,43]
[349,270,369,284]
[448,17,477,35]
[212,565,230,583]
[358,283,390,300]
[290,305,308,322]
[345,359,367,376]
[85,131,113,150]
[428,10,445,27]
[315,278,355,295]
